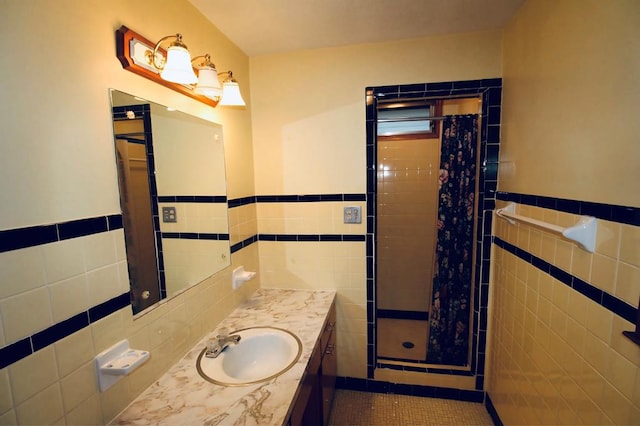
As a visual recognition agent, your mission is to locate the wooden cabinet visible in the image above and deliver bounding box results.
[320,304,337,424]
[288,341,321,425]
[287,302,336,426]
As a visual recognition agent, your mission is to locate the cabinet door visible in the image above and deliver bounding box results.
[321,329,337,424]
[290,341,322,426]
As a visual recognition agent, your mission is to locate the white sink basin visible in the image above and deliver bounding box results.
[196,327,302,386]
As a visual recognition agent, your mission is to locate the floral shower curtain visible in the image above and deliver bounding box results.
[427,115,478,366]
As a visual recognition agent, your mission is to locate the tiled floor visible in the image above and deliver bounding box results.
[328,389,494,426]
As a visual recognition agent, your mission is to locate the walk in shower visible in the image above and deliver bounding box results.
[367,79,501,382]
[375,95,481,368]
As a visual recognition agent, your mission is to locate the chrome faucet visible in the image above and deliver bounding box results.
[205,333,241,358]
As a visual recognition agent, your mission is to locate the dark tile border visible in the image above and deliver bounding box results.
[157,195,227,203]
[227,194,368,254]
[485,393,504,426]
[496,192,640,226]
[335,376,485,403]
[255,194,367,203]
[366,79,502,389]
[0,214,123,253]
[377,309,428,321]
[161,232,230,241]
[494,237,637,323]
[0,193,372,369]
[230,235,258,254]
[0,291,130,369]
[377,362,474,376]
[228,194,366,207]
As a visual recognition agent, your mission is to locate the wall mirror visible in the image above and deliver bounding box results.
[110,89,230,315]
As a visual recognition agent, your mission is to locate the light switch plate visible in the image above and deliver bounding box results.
[344,206,362,224]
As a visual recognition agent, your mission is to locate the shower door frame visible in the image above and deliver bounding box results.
[365,79,502,391]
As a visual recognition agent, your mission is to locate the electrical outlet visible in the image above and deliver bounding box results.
[344,206,362,224]
[162,206,177,223]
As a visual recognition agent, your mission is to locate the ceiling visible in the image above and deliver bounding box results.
[188,0,524,57]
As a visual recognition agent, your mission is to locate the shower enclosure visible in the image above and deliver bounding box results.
[375,96,482,368]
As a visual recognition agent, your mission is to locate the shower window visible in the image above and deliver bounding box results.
[377,101,441,140]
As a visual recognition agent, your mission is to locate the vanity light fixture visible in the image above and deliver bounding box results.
[148,33,198,84]
[116,26,246,108]
[218,71,246,106]
[192,54,223,99]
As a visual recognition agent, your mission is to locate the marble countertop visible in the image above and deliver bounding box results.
[113,288,336,425]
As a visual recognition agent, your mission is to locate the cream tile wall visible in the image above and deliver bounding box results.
[488,1,640,423]
[1,261,257,425]
[488,203,640,424]
[258,203,368,378]
[228,203,258,246]
[260,240,368,378]
[250,30,503,381]
[1,0,256,424]
[0,232,129,346]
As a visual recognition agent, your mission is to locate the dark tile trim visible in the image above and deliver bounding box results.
[335,376,484,403]
[485,393,504,426]
[496,191,640,226]
[494,237,637,323]
[32,312,89,351]
[161,232,230,241]
[258,234,366,242]
[0,291,130,369]
[230,235,258,254]
[250,193,367,203]
[227,196,256,208]
[377,362,474,376]
[367,79,502,388]
[0,191,380,369]
[377,309,429,321]
[0,338,31,370]
[0,214,123,253]
[157,195,227,203]
[227,193,366,210]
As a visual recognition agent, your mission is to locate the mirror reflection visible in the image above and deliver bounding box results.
[110,89,231,315]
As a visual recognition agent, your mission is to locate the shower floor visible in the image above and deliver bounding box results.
[377,318,429,361]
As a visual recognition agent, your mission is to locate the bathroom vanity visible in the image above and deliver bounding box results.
[113,288,336,425]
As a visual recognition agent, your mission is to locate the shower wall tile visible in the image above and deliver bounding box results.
[376,138,438,313]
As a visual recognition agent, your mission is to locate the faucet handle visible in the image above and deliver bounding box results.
[206,338,218,351]
[205,338,222,358]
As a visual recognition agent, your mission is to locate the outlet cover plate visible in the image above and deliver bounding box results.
[344,206,362,224]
